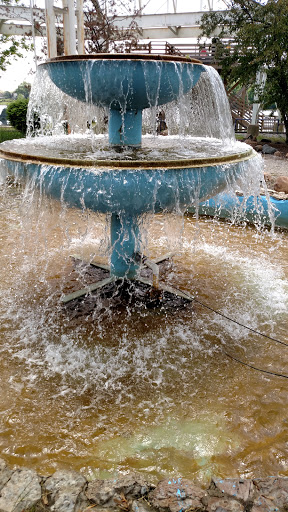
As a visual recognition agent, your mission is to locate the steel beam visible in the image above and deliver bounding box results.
[0,22,43,36]
[0,7,224,40]
[0,4,62,23]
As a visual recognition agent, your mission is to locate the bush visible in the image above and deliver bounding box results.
[0,127,23,142]
[6,98,29,134]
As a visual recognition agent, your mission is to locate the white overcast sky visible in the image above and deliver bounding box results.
[0,0,228,91]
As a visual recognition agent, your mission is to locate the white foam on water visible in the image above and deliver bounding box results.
[198,241,288,315]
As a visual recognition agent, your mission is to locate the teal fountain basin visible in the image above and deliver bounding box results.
[41,54,205,147]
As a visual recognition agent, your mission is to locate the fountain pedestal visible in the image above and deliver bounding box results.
[110,213,140,278]
[109,110,142,147]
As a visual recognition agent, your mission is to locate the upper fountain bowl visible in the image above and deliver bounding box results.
[40,54,206,111]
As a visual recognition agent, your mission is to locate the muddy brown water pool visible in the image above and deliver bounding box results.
[0,179,287,484]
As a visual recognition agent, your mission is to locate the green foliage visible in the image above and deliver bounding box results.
[0,127,23,142]
[0,34,31,73]
[1,91,12,99]
[0,1,32,74]
[199,0,288,140]
[14,81,31,99]
[6,97,29,133]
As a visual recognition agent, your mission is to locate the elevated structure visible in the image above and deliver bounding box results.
[0,3,228,45]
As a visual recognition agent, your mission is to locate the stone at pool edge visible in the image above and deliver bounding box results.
[209,477,288,512]
[251,477,288,512]
[208,478,254,503]
[0,458,287,512]
[85,472,153,506]
[148,478,206,512]
[44,469,88,512]
[0,464,41,512]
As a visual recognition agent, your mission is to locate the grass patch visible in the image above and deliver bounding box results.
[0,99,12,105]
[235,133,287,143]
[0,126,24,142]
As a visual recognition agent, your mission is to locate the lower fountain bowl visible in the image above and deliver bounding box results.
[0,138,256,278]
[0,142,256,216]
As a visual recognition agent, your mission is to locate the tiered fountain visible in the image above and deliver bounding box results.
[0,3,255,304]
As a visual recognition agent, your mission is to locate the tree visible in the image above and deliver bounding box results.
[14,81,31,99]
[0,35,30,74]
[0,0,32,75]
[1,91,12,99]
[40,0,139,57]
[199,0,288,141]
[6,97,28,133]
[84,0,139,54]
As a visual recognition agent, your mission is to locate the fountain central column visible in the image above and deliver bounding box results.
[110,213,141,278]
[109,109,142,147]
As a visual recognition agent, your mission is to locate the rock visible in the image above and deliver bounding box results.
[132,499,157,512]
[44,470,88,512]
[0,459,13,492]
[263,172,273,184]
[85,480,117,507]
[250,494,278,512]
[251,477,288,512]
[255,145,263,152]
[0,468,41,512]
[209,478,255,503]
[260,138,272,143]
[285,153,288,159]
[205,497,244,512]
[148,478,206,512]
[86,473,151,508]
[274,176,288,193]
[274,151,283,157]
[262,145,277,155]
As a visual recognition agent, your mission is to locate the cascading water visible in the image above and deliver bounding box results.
[0,54,287,483]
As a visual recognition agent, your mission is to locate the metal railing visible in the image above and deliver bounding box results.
[121,39,235,63]
[120,40,286,135]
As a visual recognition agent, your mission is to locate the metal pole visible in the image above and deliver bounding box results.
[45,0,57,58]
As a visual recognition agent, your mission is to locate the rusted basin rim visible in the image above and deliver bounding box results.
[42,53,203,65]
[0,147,255,170]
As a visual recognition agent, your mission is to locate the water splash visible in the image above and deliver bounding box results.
[1,54,286,483]
[0,178,287,481]
[27,64,235,143]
